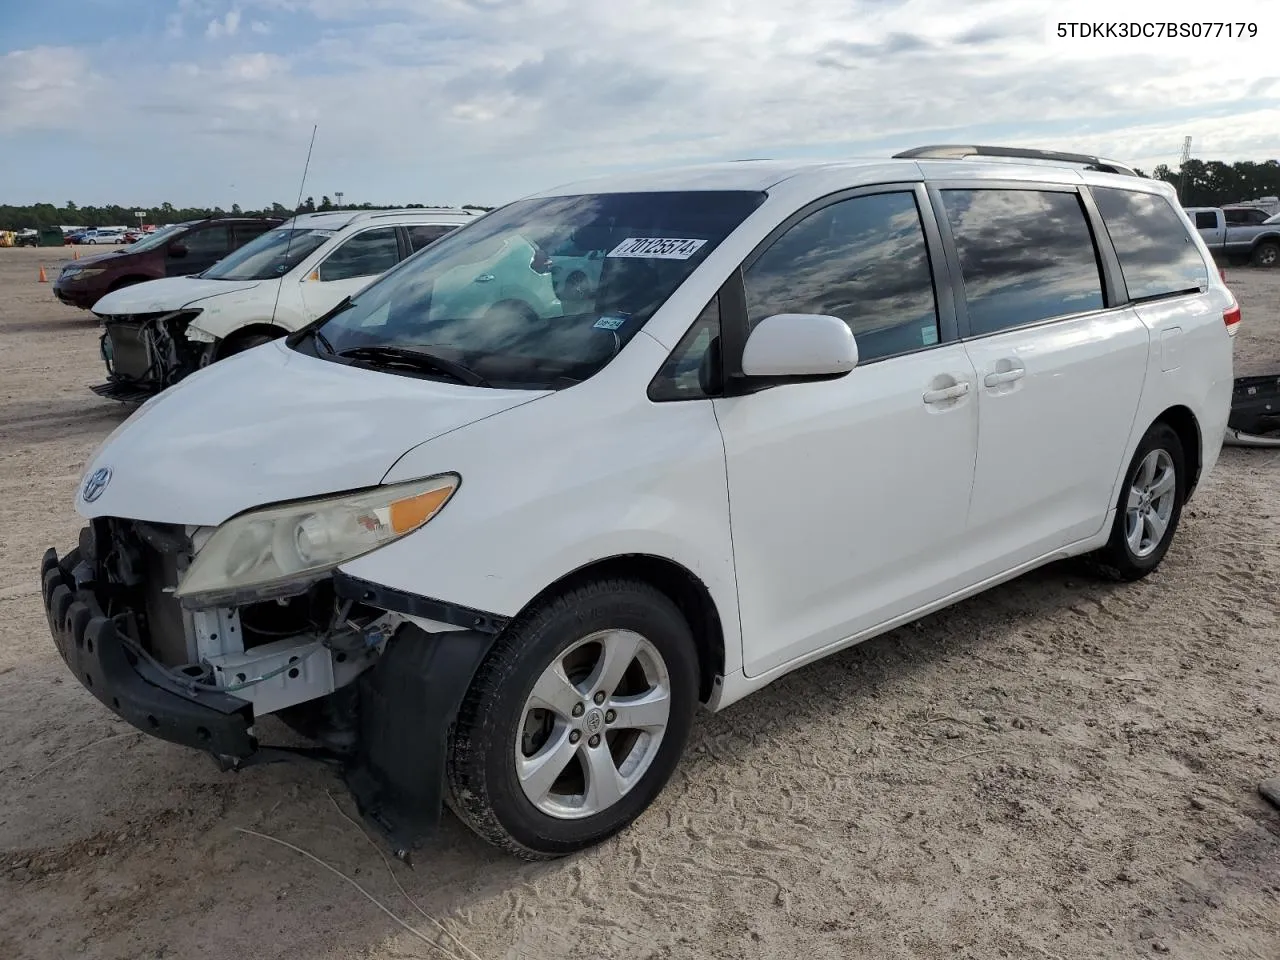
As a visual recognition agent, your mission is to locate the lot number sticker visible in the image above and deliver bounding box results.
[607,237,707,260]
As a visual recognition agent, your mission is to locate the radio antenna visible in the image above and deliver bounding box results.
[269,123,318,326]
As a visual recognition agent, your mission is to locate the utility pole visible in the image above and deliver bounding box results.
[334,191,344,209]
[1177,136,1192,201]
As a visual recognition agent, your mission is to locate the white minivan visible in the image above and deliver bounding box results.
[89,208,488,401]
[43,146,1236,859]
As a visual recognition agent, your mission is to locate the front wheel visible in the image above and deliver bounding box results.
[446,579,699,859]
[1088,421,1185,581]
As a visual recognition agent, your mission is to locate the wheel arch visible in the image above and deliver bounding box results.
[214,321,288,358]
[513,553,725,704]
[106,275,153,293]
[1154,404,1202,498]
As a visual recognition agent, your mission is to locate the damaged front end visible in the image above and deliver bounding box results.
[41,517,501,853]
[1225,373,1280,447]
[91,310,212,403]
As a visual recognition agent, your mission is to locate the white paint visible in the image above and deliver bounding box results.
[77,157,1235,725]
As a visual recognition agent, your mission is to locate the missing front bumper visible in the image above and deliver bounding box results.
[40,547,257,758]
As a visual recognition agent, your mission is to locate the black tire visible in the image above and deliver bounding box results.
[1088,421,1186,582]
[107,276,147,294]
[445,579,699,860]
[219,330,280,358]
[1252,242,1279,268]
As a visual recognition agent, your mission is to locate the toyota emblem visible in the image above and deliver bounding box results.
[81,466,112,503]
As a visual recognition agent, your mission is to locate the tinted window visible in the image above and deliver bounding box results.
[233,221,276,246]
[1193,211,1218,229]
[318,227,401,281]
[743,192,940,362]
[941,189,1104,335]
[408,224,457,252]
[313,191,764,390]
[178,225,231,259]
[1092,187,1209,301]
[649,297,721,400]
[1224,208,1269,225]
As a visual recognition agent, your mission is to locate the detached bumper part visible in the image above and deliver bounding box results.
[1224,374,1280,447]
[40,548,256,758]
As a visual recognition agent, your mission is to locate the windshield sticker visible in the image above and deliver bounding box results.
[607,237,707,260]
[593,314,628,330]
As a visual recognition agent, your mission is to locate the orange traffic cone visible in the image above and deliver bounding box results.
[38,265,48,283]
[73,248,79,260]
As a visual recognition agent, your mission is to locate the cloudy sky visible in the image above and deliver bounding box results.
[2,0,1277,209]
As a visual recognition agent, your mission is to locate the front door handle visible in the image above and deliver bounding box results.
[984,368,1025,387]
[923,381,971,404]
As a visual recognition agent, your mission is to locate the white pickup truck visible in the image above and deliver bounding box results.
[1184,206,1280,267]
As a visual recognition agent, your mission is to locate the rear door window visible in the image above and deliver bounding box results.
[939,188,1104,336]
[407,224,457,252]
[232,221,276,247]
[1091,187,1209,301]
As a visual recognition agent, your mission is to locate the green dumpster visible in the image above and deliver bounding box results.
[39,226,64,247]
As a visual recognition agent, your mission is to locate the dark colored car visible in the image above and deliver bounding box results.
[51,216,283,310]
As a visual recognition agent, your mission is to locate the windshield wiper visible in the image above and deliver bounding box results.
[337,344,490,387]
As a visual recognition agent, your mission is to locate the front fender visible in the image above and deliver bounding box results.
[338,336,743,677]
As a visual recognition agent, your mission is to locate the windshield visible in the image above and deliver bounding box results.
[310,190,765,389]
[201,227,334,281]
[123,223,185,253]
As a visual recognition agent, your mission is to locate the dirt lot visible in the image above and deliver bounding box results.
[0,246,1277,960]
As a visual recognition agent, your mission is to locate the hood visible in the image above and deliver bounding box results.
[77,340,550,526]
[92,276,266,316]
[60,250,128,271]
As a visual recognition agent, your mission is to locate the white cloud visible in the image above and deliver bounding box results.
[206,7,242,39]
[0,47,93,132]
[9,0,1280,205]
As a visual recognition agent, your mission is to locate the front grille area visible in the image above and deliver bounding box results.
[97,311,206,390]
[88,517,194,666]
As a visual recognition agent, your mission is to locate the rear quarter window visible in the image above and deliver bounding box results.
[1091,187,1209,301]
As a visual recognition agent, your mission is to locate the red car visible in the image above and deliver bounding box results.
[51,216,282,310]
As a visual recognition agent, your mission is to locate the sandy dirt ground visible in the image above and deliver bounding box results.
[0,245,1277,960]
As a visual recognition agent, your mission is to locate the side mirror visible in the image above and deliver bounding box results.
[167,241,188,259]
[741,313,858,378]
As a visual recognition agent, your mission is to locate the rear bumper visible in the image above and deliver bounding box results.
[40,547,257,759]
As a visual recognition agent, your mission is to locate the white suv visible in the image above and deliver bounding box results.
[88,208,484,401]
[43,146,1236,860]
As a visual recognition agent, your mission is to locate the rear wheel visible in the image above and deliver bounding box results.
[1252,242,1279,268]
[446,579,699,859]
[1088,421,1185,581]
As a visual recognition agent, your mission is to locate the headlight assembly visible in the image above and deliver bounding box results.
[175,473,459,606]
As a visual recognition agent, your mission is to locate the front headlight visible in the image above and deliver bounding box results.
[175,473,459,605]
[69,268,106,281]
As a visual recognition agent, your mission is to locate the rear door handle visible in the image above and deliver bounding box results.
[984,369,1025,387]
[923,381,971,404]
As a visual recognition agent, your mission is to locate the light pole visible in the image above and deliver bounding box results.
[334,191,344,209]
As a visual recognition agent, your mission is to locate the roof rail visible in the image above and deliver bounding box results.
[892,144,1140,178]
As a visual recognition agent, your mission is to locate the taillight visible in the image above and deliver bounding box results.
[1224,301,1241,336]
